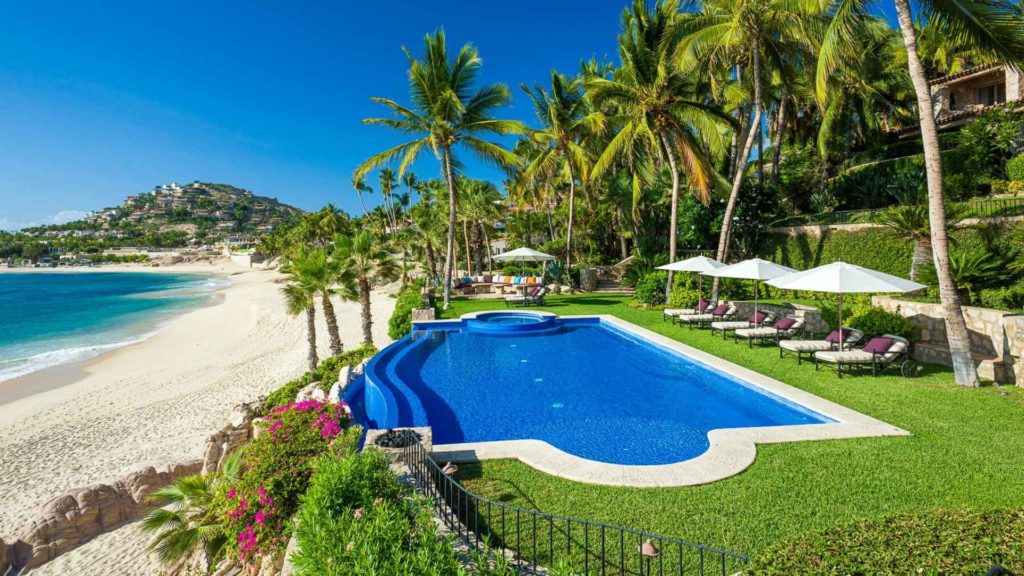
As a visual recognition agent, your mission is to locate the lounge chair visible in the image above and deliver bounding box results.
[504,286,547,308]
[734,316,805,347]
[778,327,864,365]
[663,300,713,324]
[814,334,910,377]
[711,311,775,340]
[676,303,737,329]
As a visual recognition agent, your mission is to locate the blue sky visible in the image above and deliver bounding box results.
[0,0,628,230]
[0,1,900,231]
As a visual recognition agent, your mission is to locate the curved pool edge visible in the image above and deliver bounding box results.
[366,312,909,487]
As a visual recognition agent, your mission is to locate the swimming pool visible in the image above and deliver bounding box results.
[359,312,907,485]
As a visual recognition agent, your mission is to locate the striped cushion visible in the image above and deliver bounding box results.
[779,340,834,352]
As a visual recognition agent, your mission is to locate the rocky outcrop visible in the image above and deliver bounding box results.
[11,460,202,571]
[294,381,326,403]
[202,400,261,475]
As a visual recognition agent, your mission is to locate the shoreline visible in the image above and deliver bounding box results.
[0,263,396,575]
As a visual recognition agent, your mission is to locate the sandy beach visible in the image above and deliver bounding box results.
[0,261,396,574]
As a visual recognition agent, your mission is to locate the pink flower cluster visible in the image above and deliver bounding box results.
[265,399,350,442]
[226,485,278,563]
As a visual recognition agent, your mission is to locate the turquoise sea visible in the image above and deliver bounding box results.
[0,272,226,383]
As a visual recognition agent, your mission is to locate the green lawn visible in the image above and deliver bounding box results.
[439,295,1024,562]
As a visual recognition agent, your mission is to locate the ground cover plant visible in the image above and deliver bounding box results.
[440,295,1024,569]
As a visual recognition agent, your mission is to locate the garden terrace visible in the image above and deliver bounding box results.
[437,294,1024,569]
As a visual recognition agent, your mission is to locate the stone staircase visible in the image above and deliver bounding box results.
[592,278,635,295]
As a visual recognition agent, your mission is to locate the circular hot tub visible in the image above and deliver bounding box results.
[465,311,557,333]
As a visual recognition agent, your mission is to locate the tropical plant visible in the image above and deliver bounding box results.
[356,30,524,309]
[333,230,398,345]
[141,454,241,571]
[919,248,1005,304]
[875,203,970,282]
[286,248,346,356]
[280,264,320,371]
[818,0,1024,386]
[588,0,730,299]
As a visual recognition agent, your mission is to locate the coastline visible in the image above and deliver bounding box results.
[0,261,396,574]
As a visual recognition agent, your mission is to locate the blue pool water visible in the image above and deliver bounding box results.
[363,313,830,465]
[0,272,224,383]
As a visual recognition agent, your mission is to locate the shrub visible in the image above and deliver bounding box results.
[750,508,1024,575]
[388,284,440,340]
[848,305,916,340]
[977,283,1024,312]
[217,401,361,566]
[1008,154,1024,182]
[292,450,515,576]
[634,271,667,306]
[668,286,700,308]
[991,179,1010,195]
[264,345,378,410]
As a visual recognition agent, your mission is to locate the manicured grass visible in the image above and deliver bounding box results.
[440,295,1024,561]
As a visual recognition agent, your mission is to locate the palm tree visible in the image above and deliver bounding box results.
[522,71,605,276]
[876,203,970,282]
[281,269,319,371]
[818,0,1024,386]
[352,176,373,218]
[333,231,398,345]
[378,167,400,231]
[588,0,729,299]
[678,0,821,299]
[287,248,344,356]
[356,30,524,309]
[141,455,240,570]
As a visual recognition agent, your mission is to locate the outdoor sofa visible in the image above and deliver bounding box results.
[814,334,910,377]
[778,327,864,365]
[733,316,805,347]
[452,274,544,296]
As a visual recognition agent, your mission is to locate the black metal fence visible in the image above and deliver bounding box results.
[770,196,1024,228]
[402,442,749,575]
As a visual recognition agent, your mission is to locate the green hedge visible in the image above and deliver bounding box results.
[1007,154,1024,182]
[751,508,1024,574]
[388,282,441,340]
[264,345,378,410]
[761,228,916,278]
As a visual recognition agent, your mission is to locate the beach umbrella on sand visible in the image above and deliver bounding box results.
[767,261,926,349]
[702,258,797,317]
[656,256,725,301]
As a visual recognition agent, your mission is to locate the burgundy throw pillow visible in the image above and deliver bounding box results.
[483,275,493,283]
[697,300,711,312]
[863,337,895,354]
[774,317,797,330]
[528,287,541,297]
[712,304,729,316]
[825,328,851,344]
[750,312,768,325]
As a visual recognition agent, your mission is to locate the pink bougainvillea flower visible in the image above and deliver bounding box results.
[254,510,268,525]
[227,488,237,500]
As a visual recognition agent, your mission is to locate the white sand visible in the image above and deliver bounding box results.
[0,262,395,574]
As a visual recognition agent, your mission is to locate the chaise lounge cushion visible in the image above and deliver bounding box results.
[779,339,836,353]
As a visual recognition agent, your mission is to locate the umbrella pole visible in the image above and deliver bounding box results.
[837,292,844,351]
[754,281,759,318]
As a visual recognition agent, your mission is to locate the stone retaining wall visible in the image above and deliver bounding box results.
[873,296,1024,384]
[730,301,829,334]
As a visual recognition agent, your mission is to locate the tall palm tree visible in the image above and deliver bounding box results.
[589,0,729,299]
[678,0,822,299]
[281,269,319,371]
[141,455,240,570]
[378,167,400,231]
[522,71,605,276]
[819,0,1024,386]
[352,176,373,218]
[356,30,524,309]
[333,231,398,345]
[287,248,344,356]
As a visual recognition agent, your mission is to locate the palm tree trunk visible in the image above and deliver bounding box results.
[471,221,484,274]
[771,96,786,186]
[660,132,682,302]
[356,191,369,218]
[565,162,577,284]
[304,304,318,371]
[712,48,763,302]
[321,292,343,356]
[441,147,458,310]
[478,221,494,271]
[910,237,931,282]
[359,277,373,345]
[425,241,437,282]
[463,220,472,275]
[894,0,978,387]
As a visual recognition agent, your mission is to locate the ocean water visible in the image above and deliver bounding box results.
[0,272,226,383]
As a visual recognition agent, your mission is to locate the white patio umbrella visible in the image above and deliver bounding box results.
[702,258,798,317]
[767,261,926,349]
[657,256,725,301]
[492,247,556,276]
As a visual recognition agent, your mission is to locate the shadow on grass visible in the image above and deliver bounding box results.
[455,462,544,509]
